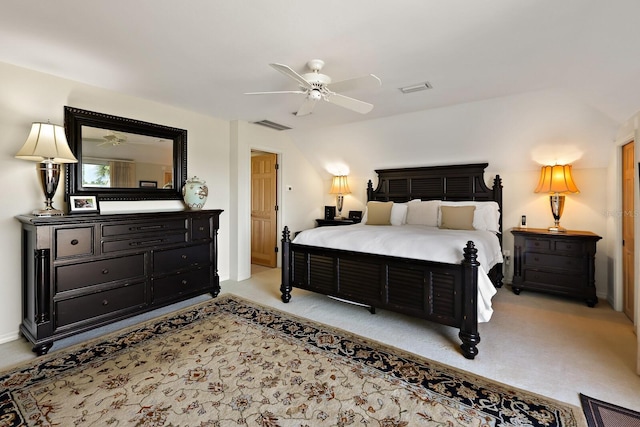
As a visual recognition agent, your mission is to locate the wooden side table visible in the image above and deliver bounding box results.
[510,227,601,307]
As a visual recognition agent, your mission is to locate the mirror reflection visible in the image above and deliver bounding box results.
[81,126,174,189]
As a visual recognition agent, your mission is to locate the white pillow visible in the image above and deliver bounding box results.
[390,203,408,226]
[439,201,500,233]
[362,202,408,226]
[405,200,440,227]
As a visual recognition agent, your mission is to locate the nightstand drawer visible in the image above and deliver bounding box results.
[524,253,583,272]
[523,269,583,288]
[554,240,582,254]
[525,238,550,252]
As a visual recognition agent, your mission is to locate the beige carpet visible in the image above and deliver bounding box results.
[0,295,586,426]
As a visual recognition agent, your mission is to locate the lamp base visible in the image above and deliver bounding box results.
[32,207,64,217]
[548,225,567,233]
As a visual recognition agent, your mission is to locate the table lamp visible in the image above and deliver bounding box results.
[534,164,579,232]
[15,122,78,216]
[329,175,351,219]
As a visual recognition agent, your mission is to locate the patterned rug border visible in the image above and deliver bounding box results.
[1,294,586,427]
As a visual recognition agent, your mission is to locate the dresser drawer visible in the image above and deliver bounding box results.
[152,267,211,302]
[55,227,94,259]
[153,244,211,274]
[102,219,187,237]
[56,254,145,292]
[55,281,146,328]
[524,252,583,273]
[102,232,187,253]
[192,217,211,240]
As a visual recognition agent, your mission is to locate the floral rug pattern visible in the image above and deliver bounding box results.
[0,295,583,426]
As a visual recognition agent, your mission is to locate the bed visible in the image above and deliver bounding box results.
[280,163,503,359]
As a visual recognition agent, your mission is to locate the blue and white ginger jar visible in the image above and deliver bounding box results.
[182,176,208,210]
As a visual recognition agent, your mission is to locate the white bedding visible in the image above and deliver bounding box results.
[292,224,503,322]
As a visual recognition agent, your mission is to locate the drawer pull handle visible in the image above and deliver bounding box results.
[181,280,188,285]
[70,239,79,245]
[102,269,109,275]
[129,239,165,246]
[199,226,205,231]
[102,299,109,306]
[181,254,188,259]
[130,225,164,231]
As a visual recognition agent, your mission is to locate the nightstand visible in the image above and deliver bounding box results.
[315,219,358,227]
[510,228,601,307]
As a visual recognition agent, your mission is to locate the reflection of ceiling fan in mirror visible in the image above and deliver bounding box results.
[97,131,128,146]
[245,59,382,116]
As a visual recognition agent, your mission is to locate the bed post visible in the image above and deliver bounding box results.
[366,180,374,201]
[460,241,480,359]
[280,226,292,303]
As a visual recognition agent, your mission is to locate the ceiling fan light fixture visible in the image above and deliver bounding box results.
[309,89,322,101]
[399,82,433,94]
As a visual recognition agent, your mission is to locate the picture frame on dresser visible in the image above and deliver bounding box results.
[68,195,99,214]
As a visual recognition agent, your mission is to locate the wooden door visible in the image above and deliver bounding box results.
[251,153,278,267]
[622,141,635,321]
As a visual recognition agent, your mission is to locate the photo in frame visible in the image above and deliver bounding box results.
[324,205,336,220]
[68,195,99,214]
[139,180,158,188]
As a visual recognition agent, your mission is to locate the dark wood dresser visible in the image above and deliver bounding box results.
[511,227,601,306]
[17,209,223,355]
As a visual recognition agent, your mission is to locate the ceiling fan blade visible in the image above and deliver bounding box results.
[326,93,374,114]
[244,90,306,95]
[295,97,318,116]
[270,63,313,89]
[327,74,382,93]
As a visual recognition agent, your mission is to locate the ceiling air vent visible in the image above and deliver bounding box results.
[253,120,291,131]
[399,82,433,94]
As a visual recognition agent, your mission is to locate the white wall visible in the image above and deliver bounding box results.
[296,89,618,298]
[0,62,231,344]
[230,120,323,281]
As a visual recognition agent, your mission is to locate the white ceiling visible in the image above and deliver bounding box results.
[2,1,640,131]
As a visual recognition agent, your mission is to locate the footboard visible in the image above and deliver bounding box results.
[280,227,481,359]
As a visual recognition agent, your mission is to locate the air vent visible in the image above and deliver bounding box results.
[253,120,292,131]
[399,82,433,94]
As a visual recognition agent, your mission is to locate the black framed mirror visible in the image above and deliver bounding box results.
[64,106,187,202]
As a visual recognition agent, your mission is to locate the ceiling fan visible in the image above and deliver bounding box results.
[97,131,128,146]
[245,59,381,116]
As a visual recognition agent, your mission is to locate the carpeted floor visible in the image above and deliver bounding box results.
[1,295,587,426]
[580,394,640,427]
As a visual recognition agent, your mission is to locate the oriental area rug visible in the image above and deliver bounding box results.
[0,295,585,426]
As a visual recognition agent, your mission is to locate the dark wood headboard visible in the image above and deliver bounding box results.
[366,163,503,237]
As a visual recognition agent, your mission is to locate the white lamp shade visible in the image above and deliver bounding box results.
[329,175,351,195]
[15,122,78,163]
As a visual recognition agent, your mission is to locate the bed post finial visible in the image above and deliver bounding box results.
[366,180,374,201]
[460,241,480,359]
